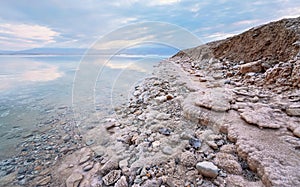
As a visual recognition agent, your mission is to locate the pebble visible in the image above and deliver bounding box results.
[159,128,171,136]
[162,146,173,155]
[66,172,83,187]
[63,135,71,142]
[83,162,94,171]
[79,155,90,165]
[85,139,95,146]
[152,141,161,148]
[196,161,219,178]
[293,127,300,138]
[17,175,25,180]
[206,141,218,150]
[37,175,51,186]
[99,159,119,175]
[189,137,201,149]
[154,96,167,103]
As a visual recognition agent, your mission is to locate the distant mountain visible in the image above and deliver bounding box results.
[0,48,89,55]
[0,45,179,56]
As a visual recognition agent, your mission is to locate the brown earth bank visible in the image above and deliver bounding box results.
[1,17,300,187]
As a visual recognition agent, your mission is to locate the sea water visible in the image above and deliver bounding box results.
[0,54,163,160]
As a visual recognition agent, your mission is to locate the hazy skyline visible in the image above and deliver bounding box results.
[0,0,300,50]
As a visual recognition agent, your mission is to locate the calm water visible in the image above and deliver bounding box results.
[0,54,163,160]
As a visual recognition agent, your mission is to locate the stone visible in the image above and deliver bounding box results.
[214,153,242,175]
[166,94,174,100]
[286,105,300,116]
[162,146,173,155]
[99,159,119,175]
[63,135,71,142]
[114,176,128,187]
[293,127,300,138]
[85,139,95,146]
[156,113,171,120]
[119,159,128,169]
[152,141,161,148]
[83,162,94,171]
[189,137,201,149]
[102,170,121,186]
[142,178,162,187]
[66,173,83,187]
[154,96,167,103]
[158,128,171,136]
[181,151,197,167]
[206,141,218,150]
[79,155,91,165]
[196,161,219,178]
[239,60,262,74]
[18,167,27,175]
[37,176,51,186]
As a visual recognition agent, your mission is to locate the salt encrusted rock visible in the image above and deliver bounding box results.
[220,144,237,154]
[226,174,264,187]
[114,176,128,187]
[194,89,232,112]
[286,105,300,116]
[239,60,262,74]
[239,105,284,129]
[102,170,121,186]
[181,151,197,167]
[66,173,83,187]
[196,161,219,178]
[214,153,242,175]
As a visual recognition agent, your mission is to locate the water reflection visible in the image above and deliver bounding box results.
[0,56,63,91]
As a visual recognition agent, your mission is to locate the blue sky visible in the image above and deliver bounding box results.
[0,0,300,50]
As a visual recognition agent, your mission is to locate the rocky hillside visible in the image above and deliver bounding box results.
[176,16,300,92]
[171,16,300,187]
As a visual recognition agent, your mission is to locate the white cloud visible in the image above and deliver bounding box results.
[277,7,300,19]
[0,23,59,50]
[232,19,260,26]
[111,0,180,7]
[93,36,155,50]
[203,32,237,42]
[147,0,180,6]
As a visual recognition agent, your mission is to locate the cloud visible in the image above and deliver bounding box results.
[111,0,180,7]
[0,23,59,50]
[277,7,300,19]
[93,36,155,50]
[203,32,238,42]
[232,19,261,26]
[147,0,181,6]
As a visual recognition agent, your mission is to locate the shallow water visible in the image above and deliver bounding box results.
[0,54,163,160]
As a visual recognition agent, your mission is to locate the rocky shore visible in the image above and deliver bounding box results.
[1,16,300,187]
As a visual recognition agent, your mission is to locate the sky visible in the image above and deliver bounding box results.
[0,0,300,51]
